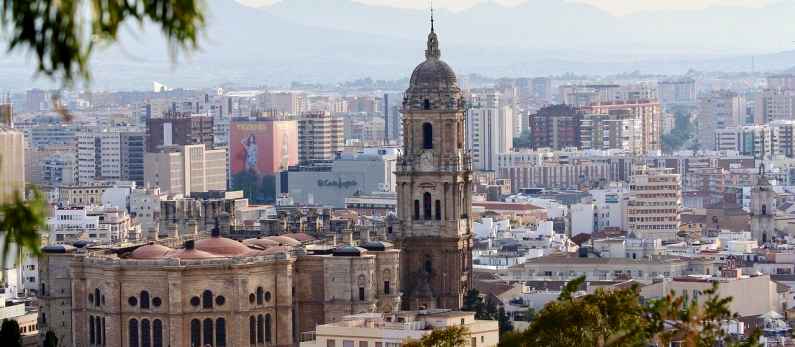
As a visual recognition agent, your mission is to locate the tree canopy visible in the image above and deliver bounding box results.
[1,0,206,84]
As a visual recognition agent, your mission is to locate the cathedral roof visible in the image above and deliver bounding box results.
[403,22,463,112]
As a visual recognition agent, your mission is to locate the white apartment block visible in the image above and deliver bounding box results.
[77,131,122,184]
[47,206,137,245]
[714,120,795,160]
[144,144,227,196]
[467,90,514,171]
[626,165,682,241]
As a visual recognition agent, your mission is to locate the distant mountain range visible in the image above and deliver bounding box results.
[3,0,795,90]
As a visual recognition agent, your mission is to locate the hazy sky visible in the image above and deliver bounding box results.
[239,0,773,16]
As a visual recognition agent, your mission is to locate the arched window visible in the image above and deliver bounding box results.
[424,259,432,274]
[423,99,431,110]
[265,314,272,343]
[129,319,140,347]
[190,319,200,347]
[96,316,102,345]
[435,200,442,220]
[153,320,163,347]
[249,316,256,345]
[422,123,433,149]
[216,318,226,347]
[141,319,151,347]
[140,291,150,309]
[102,317,106,345]
[202,290,213,309]
[95,288,100,307]
[89,315,95,344]
[423,192,432,220]
[203,318,213,347]
[762,204,767,215]
[256,314,264,343]
[414,200,420,220]
[256,287,264,305]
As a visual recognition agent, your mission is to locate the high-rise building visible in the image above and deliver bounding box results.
[580,110,641,153]
[585,100,662,155]
[297,111,344,165]
[0,127,25,204]
[658,78,696,107]
[753,88,795,124]
[77,132,122,184]
[767,74,795,90]
[698,91,745,150]
[532,77,553,101]
[145,112,214,152]
[529,104,582,150]
[262,91,306,115]
[466,90,514,171]
[626,165,682,241]
[396,24,473,310]
[143,144,227,196]
[120,132,146,187]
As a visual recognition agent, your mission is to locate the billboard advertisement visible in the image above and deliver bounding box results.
[230,119,297,202]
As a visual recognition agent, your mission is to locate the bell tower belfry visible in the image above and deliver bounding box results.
[396,18,473,310]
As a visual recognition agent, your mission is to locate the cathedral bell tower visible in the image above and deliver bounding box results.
[396,18,473,310]
[750,165,776,244]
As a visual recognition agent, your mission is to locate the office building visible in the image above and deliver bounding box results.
[298,111,344,165]
[120,132,146,186]
[144,144,227,196]
[77,131,122,184]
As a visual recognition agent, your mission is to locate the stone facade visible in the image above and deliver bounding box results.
[39,234,401,347]
[396,25,474,310]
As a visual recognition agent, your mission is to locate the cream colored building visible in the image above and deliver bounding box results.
[640,274,784,317]
[298,111,344,165]
[300,311,499,347]
[504,253,690,282]
[39,233,401,347]
[0,127,25,204]
[626,165,682,240]
[144,144,227,196]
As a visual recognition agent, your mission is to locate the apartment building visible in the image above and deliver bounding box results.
[467,90,514,171]
[698,91,745,150]
[0,127,25,204]
[298,111,344,165]
[626,165,682,240]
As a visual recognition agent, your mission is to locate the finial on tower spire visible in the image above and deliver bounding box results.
[430,0,435,33]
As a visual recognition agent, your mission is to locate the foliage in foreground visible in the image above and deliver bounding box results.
[1,0,206,84]
[425,277,760,347]
[0,189,47,266]
[0,319,22,347]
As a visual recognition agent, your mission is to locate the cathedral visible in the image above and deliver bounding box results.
[396,19,474,310]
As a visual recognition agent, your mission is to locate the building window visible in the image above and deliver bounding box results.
[152,297,162,307]
[384,281,391,295]
[256,315,264,343]
[422,123,433,149]
[359,287,365,301]
[414,200,420,220]
[190,296,200,307]
[215,295,226,306]
[202,290,213,309]
[249,293,256,304]
[327,340,336,347]
[130,319,140,347]
[153,320,163,347]
[423,99,431,110]
[140,291,150,309]
[424,259,432,274]
[141,319,151,347]
[89,316,95,345]
[265,314,272,343]
[203,318,213,347]
[256,287,264,305]
[95,288,101,307]
[216,318,226,347]
[265,291,271,302]
[360,342,368,347]
[435,200,441,220]
[101,317,106,345]
[190,319,200,347]
[249,316,256,345]
[423,192,432,220]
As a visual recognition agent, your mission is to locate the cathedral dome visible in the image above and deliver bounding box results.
[403,27,463,112]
